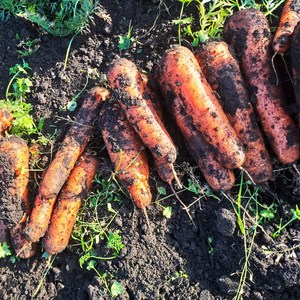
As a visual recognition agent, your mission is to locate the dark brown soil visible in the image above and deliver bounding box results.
[0,1,299,299]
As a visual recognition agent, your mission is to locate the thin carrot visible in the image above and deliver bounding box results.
[99,99,152,209]
[159,45,245,169]
[195,40,273,183]
[0,136,36,258]
[224,8,300,164]
[25,87,110,242]
[107,58,179,186]
[43,153,100,255]
[273,0,300,55]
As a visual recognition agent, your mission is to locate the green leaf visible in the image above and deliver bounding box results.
[260,209,275,220]
[163,206,173,219]
[118,35,131,50]
[0,242,12,258]
[110,281,125,297]
[157,186,167,196]
[86,259,97,271]
[107,230,124,255]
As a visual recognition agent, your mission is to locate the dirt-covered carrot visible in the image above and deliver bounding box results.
[291,21,300,122]
[159,45,245,169]
[224,8,300,164]
[141,72,164,120]
[25,87,110,242]
[195,40,273,183]
[0,108,14,137]
[99,99,152,209]
[172,97,235,191]
[0,136,36,258]
[107,58,179,186]
[273,0,300,55]
[43,153,100,255]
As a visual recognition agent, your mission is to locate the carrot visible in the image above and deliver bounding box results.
[273,0,300,55]
[24,87,110,242]
[159,45,245,169]
[0,108,14,137]
[224,8,300,164]
[99,99,152,209]
[291,21,300,122]
[107,58,179,186]
[43,153,100,255]
[195,40,273,183]
[0,136,36,258]
[172,97,235,191]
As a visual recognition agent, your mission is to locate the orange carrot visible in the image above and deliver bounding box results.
[0,136,36,258]
[224,8,300,164]
[0,108,14,137]
[107,58,179,186]
[195,40,273,183]
[25,87,110,242]
[273,0,300,55]
[43,153,100,255]
[99,99,152,209]
[159,45,245,169]
[172,97,235,191]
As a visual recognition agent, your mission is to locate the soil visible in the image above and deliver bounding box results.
[0,1,300,299]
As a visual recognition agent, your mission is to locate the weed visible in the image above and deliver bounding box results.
[0,0,100,37]
[17,37,40,57]
[72,172,125,297]
[272,205,300,238]
[174,0,284,45]
[207,236,215,255]
[118,20,133,51]
[107,230,125,256]
[65,68,100,111]
[86,260,125,298]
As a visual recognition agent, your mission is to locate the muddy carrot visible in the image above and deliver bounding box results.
[159,45,245,169]
[224,8,300,164]
[0,108,14,137]
[141,72,164,120]
[273,0,300,55]
[107,58,179,186]
[0,136,36,258]
[99,99,152,209]
[172,97,235,191]
[25,87,110,242]
[43,153,100,255]
[195,40,273,183]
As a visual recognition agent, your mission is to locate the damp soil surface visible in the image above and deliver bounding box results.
[0,1,300,299]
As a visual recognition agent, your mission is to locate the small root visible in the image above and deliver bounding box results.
[239,167,256,186]
[142,206,153,236]
[170,184,195,226]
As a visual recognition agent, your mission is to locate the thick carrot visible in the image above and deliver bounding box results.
[273,0,300,55]
[159,45,245,169]
[25,87,110,242]
[224,8,300,164]
[43,153,100,255]
[0,136,36,258]
[99,99,152,209]
[291,21,300,122]
[195,40,273,183]
[107,58,179,185]
[172,97,235,191]
[0,108,14,137]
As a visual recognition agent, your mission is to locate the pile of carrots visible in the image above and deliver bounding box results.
[0,4,300,258]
